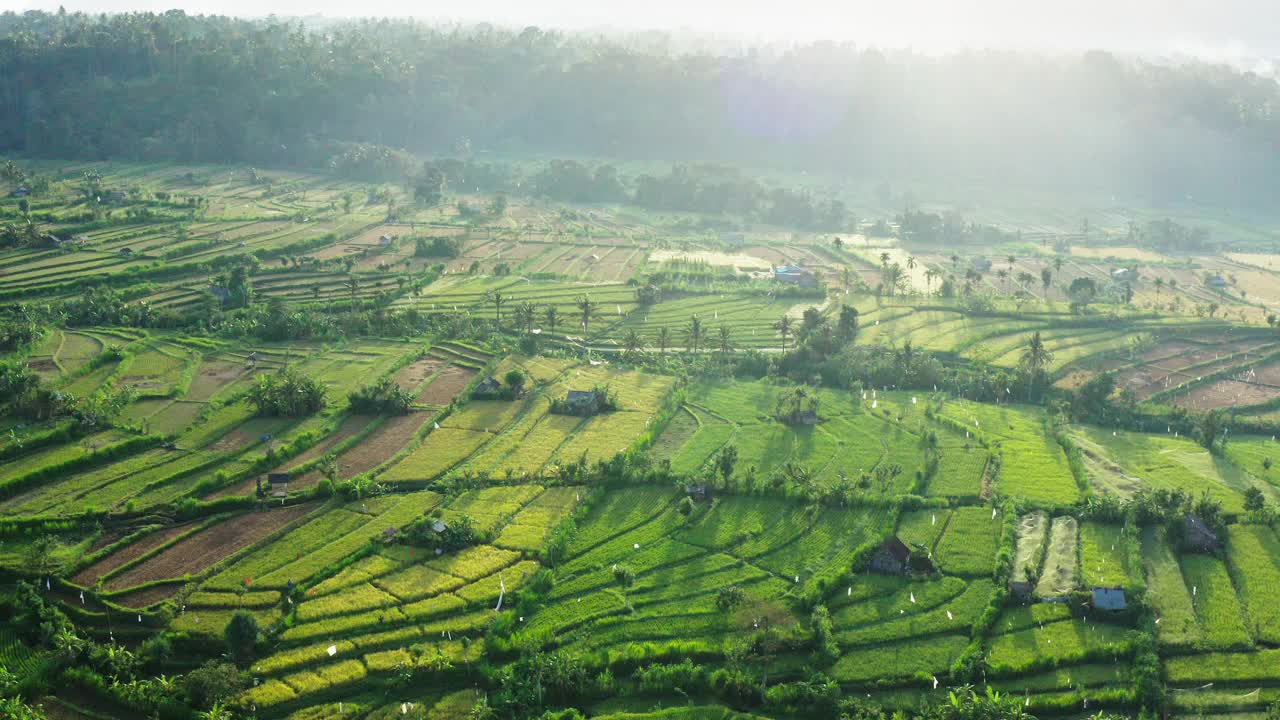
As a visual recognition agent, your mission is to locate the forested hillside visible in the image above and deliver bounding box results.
[1,11,1279,207]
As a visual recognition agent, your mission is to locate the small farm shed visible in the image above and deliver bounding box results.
[430,519,449,535]
[869,536,913,575]
[1205,275,1227,289]
[565,390,601,416]
[1110,268,1137,282]
[1183,515,1220,553]
[473,377,502,397]
[686,483,711,502]
[1091,586,1127,611]
[773,265,815,286]
[10,186,29,198]
[1009,580,1034,599]
[268,473,289,498]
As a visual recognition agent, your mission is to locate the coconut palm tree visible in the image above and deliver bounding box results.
[543,306,559,334]
[1019,331,1054,401]
[343,274,359,305]
[484,290,506,323]
[622,329,644,357]
[717,325,733,354]
[657,326,671,355]
[514,301,536,333]
[686,315,704,353]
[775,315,793,350]
[575,295,597,333]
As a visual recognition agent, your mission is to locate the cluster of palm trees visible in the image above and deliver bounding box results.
[480,291,599,336]
[619,314,736,357]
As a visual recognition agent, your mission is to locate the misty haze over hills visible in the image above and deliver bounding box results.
[10,0,1280,66]
[0,6,1278,217]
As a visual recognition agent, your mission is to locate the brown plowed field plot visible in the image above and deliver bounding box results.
[205,415,375,499]
[740,245,792,265]
[205,417,291,453]
[1253,360,1280,385]
[1170,378,1280,410]
[394,357,447,392]
[415,364,477,406]
[103,503,315,590]
[112,583,183,608]
[185,360,255,401]
[72,522,199,586]
[295,412,430,486]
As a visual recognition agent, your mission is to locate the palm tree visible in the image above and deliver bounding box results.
[717,325,733,354]
[575,295,597,333]
[1019,331,1055,401]
[775,315,793,350]
[924,268,939,294]
[996,269,1009,293]
[485,290,506,323]
[1053,256,1064,274]
[686,315,704,353]
[883,263,903,296]
[1006,255,1016,274]
[1154,277,1164,304]
[907,255,916,271]
[879,252,891,268]
[514,302,536,333]
[950,254,960,272]
[622,329,644,357]
[343,274,359,305]
[1016,272,1035,291]
[1040,268,1052,294]
[543,306,559,334]
[657,327,671,355]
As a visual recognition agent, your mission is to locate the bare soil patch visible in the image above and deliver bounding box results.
[1250,360,1280,386]
[1170,378,1280,411]
[394,357,446,392]
[73,522,197,586]
[206,418,289,453]
[294,412,430,487]
[27,357,58,379]
[415,364,477,406]
[185,360,253,401]
[103,503,314,590]
[204,415,379,499]
[111,583,183,608]
[283,414,375,470]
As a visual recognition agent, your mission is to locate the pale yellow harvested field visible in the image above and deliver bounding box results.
[648,249,772,271]
[1069,246,1169,263]
[1227,252,1280,272]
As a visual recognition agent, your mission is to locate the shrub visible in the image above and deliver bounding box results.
[348,376,412,414]
[404,513,477,552]
[224,611,260,661]
[612,564,635,587]
[413,236,461,257]
[248,367,326,417]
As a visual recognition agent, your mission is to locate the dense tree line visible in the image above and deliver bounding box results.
[1,11,1279,209]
